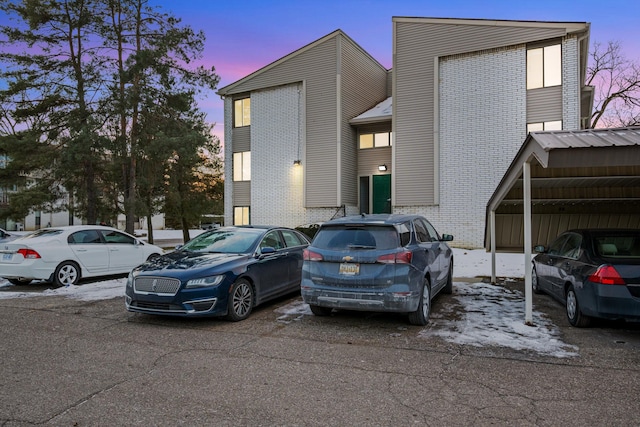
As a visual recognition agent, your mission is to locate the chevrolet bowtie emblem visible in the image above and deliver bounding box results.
[342,256,353,262]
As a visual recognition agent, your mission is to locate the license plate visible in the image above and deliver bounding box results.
[2,253,12,261]
[339,263,359,275]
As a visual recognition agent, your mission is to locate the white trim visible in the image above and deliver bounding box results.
[433,56,440,205]
[336,36,342,207]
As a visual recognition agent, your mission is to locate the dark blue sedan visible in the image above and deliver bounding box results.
[532,229,640,327]
[125,226,310,321]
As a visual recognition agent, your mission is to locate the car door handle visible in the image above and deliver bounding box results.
[76,249,87,252]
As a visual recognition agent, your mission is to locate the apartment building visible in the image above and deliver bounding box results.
[217,17,592,248]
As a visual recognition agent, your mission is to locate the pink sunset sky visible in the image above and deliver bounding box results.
[3,0,638,146]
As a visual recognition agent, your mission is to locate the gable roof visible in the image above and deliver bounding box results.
[217,30,387,96]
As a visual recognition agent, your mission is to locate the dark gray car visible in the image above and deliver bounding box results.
[301,214,453,325]
[532,229,640,327]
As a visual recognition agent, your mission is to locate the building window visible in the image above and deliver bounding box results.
[527,120,562,133]
[359,131,392,149]
[234,207,250,225]
[527,44,562,89]
[233,151,251,181]
[234,98,250,127]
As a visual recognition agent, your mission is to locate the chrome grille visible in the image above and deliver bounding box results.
[134,276,181,295]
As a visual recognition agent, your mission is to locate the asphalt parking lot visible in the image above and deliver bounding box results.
[1,278,639,426]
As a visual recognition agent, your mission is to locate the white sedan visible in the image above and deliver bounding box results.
[0,225,163,286]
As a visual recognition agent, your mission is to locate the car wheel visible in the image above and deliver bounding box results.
[309,304,332,316]
[442,262,453,294]
[566,284,591,327]
[532,266,542,294]
[408,278,431,326]
[226,278,254,322]
[8,278,32,286]
[53,261,80,287]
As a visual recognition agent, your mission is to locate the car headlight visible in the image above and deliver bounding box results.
[185,275,225,288]
[126,271,135,288]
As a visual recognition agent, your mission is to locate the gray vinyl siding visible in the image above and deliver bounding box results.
[232,125,251,152]
[222,36,340,207]
[340,38,388,206]
[233,181,251,206]
[527,86,563,123]
[358,147,392,177]
[393,19,570,206]
[219,31,387,209]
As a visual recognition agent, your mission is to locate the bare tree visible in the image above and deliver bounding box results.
[587,41,640,128]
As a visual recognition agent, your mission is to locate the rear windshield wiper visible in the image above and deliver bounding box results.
[347,244,376,249]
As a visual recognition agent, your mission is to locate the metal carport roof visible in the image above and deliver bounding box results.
[485,126,640,323]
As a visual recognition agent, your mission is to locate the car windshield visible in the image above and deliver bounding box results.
[312,225,399,250]
[180,228,263,254]
[593,232,640,258]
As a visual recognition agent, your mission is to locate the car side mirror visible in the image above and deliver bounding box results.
[260,247,276,256]
[534,245,546,253]
[441,234,454,242]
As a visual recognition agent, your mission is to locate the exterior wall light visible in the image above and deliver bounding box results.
[293,160,301,166]
[378,164,387,171]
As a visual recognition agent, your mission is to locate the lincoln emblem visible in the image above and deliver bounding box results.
[152,279,157,292]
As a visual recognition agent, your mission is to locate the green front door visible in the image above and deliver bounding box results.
[372,174,391,214]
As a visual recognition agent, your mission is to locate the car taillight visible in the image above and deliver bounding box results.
[303,249,323,261]
[588,265,625,285]
[18,248,41,259]
[377,251,412,264]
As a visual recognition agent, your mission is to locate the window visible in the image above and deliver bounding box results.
[527,44,562,89]
[260,231,284,250]
[234,206,250,225]
[234,98,251,127]
[233,151,251,181]
[281,230,307,247]
[359,131,392,149]
[100,229,135,244]
[413,220,430,243]
[527,120,562,133]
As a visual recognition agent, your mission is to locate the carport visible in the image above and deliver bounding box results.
[485,126,640,323]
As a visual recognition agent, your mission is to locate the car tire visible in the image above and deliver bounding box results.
[8,278,32,286]
[566,284,591,327]
[226,278,254,322]
[309,304,332,316]
[532,266,542,294]
[408,278,431,326]
[53,261,80,287]
[442,263,453,295]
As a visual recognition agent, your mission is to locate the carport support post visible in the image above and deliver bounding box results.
[523,161,533,325]
[490,210,496,284]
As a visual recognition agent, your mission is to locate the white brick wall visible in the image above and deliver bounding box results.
[251,84,307,226]
[396,46,527,248]
[562,36,581,130]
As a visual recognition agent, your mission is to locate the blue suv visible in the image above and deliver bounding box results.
[301,214,454,325]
